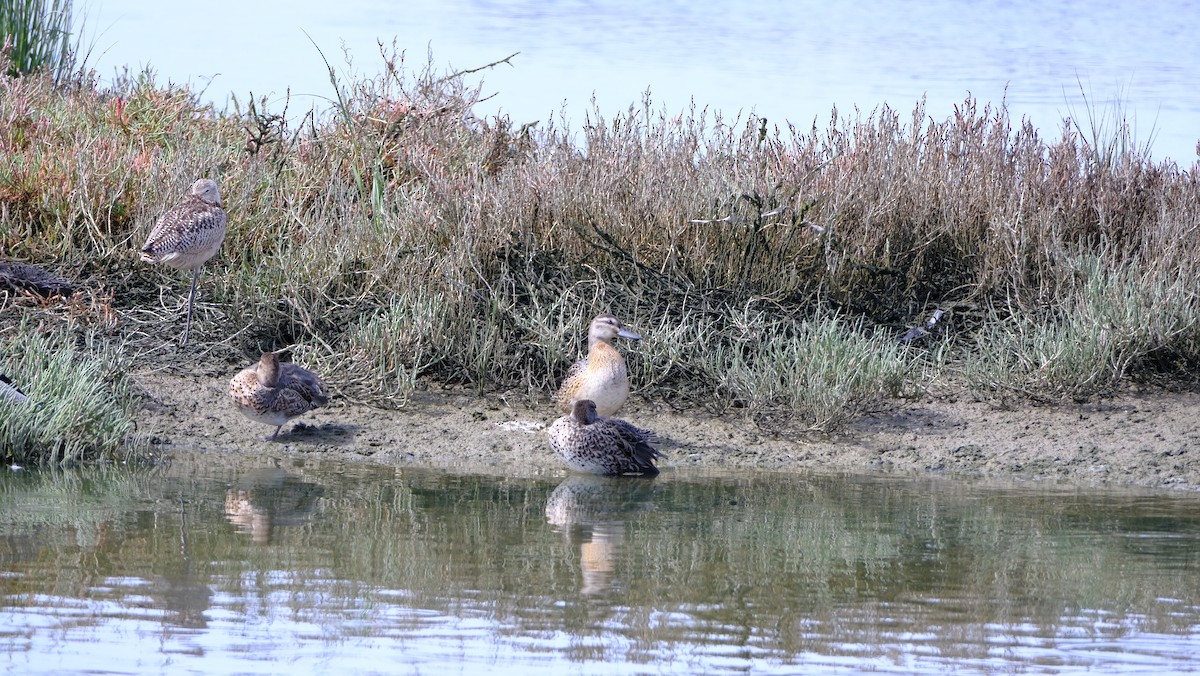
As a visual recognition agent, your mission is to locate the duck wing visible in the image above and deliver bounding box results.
[607,420,666,475]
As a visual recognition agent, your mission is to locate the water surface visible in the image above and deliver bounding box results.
[84,0,1200,163]
[2,461,1199,674]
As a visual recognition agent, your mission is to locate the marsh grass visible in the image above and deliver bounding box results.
[960,255,1199,400]
[2,42,1200,453]
[718,315,911,430]
[0,321,144,465]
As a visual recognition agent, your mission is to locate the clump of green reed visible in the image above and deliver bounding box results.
[705,313,911,430]
[1065,78,1158,170]
[0,0,76,82]
[0,322,144,465]
[960,254,1200,400]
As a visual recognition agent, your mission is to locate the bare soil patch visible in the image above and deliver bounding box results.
[134,371,1200,490]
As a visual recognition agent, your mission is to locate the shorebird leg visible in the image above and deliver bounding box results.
[181,267,201,345]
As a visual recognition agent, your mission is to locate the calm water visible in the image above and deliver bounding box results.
[83,0,1200,163]
[1,460,1199,674]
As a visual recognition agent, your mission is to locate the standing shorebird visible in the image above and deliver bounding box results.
[140,178,228,345]
[548,399,666,476]
[554,314,642,417]
[228,352,329,440]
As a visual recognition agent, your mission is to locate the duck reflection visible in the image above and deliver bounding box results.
[224,467,324,544]
[545,475,658,594]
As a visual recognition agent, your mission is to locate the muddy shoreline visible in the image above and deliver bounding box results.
[131,369,1200,491]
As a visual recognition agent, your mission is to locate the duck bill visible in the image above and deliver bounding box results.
[617,328,642,341]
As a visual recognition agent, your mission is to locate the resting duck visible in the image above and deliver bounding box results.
[229,352,328,440]
[547,399,666,476]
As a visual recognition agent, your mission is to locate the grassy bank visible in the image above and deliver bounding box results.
[2,45,1199,460]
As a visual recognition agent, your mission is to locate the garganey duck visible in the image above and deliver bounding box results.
[554,313,641,416]
[547,399,665,476]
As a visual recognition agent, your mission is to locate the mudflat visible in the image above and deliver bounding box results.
[135,370,1200,491]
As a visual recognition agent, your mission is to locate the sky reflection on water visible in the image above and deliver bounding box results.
[83,0,1200,163]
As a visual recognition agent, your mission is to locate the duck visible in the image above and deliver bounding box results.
[228,352,329,440]
[547,399,666,476]
[554,313,641,417]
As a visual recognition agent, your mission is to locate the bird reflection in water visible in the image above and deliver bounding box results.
[544,475,659,594]
[224,467,324,544]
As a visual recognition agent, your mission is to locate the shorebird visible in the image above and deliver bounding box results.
[140,178,228,345]
[547,399,666,476]
[554,314,641,417]
[228,352,329,440]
